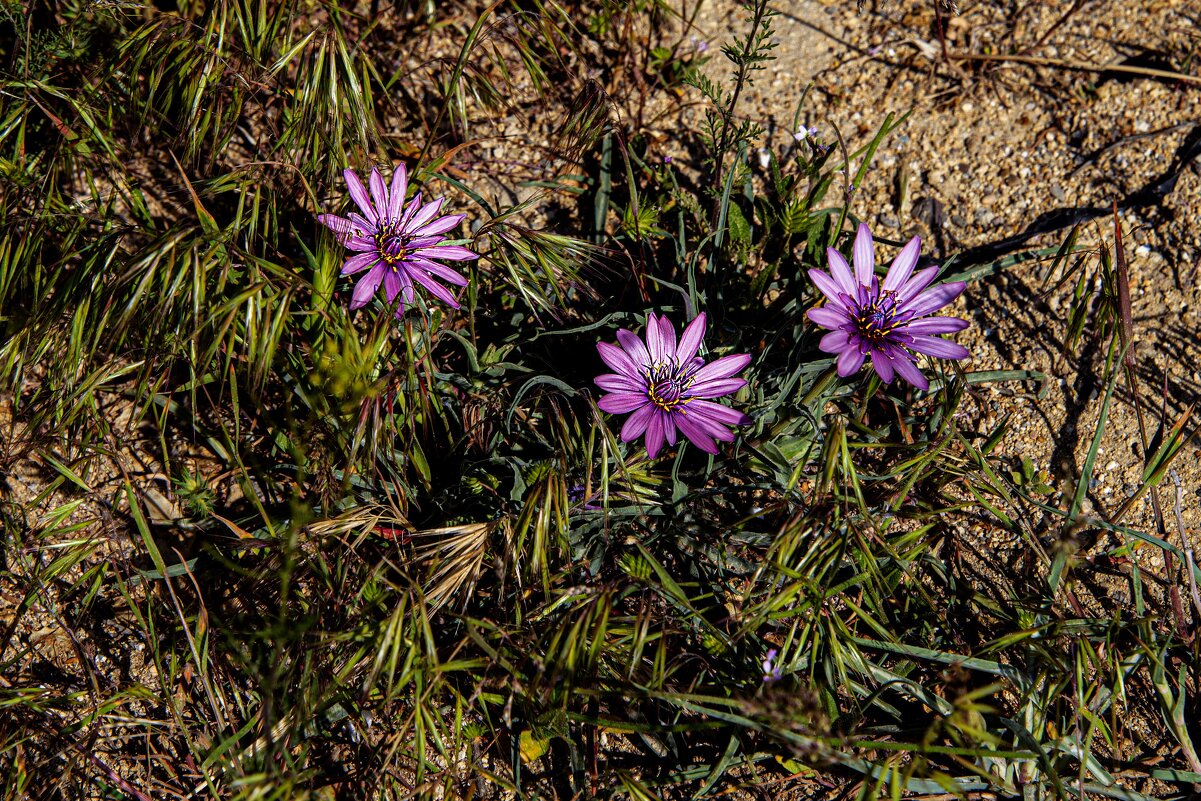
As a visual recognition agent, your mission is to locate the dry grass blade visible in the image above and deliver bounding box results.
[1112,203,1134,371]
[412,521,496,611]
[947,51,1201,86]
[307,504,412,546]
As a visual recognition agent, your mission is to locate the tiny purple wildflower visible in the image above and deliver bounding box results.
[762,649,783,683]
[594,312,751,459]
[567,484,603,512]
[794,126,818,142]
[807,223,969,391]
[319,165,477,317]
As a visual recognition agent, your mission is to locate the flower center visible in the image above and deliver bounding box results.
[854,290,901,348]
[645,360,697,413]
[375,223,409,265]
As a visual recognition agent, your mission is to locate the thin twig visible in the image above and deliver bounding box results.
[1022,0,1088,56]
[946,51,1201,86]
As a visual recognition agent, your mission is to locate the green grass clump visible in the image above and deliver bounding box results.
[1,0,1198,799]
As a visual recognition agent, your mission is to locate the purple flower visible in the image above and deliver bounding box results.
[568,484,603,512]
[594,312,751,459]
[807,223,969,391]
[762,649,783,683]
[793,125,818,142]
[319,165,477,317]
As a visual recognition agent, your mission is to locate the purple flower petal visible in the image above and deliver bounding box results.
[809,269,851,307]
[807,305,850,330]
[681,407,738,442]
[382,268,403,303]
[686,399,750,426]
[350,264,386,309]
[343,168,377,222]
[341,252,378,275]
[882,236,921,292]
[407,197,446,234]
[316,212,349,231]
[905,281,966,317]
[599,392,648,414]
[890,352,929,390]
[398,193,422,228]
[345,237,378,253]
[687,377,746,399]
[818,330,851,354]
[318,213,359,243]
[663,414,678,446]
[657,315,677,362]
[595,374,645,393]
[616,329,652,369]
[896,266,941,305]
[645,413,666,458]
[406,266,461,308]
[407,257,469,287]
[870,349,895,383]
[597,341,643,380]
[836,347,866,377]
[411,213,466,238]
[387,163,407,221]
[369,168,389,217]
[407,235,445,250]
[674,413,718,453]
[897,316,969,335]
[411,245,478,262]
[853,223,875,286]
[347,212,375,232]
[621,403,655,441]
[826,248,857,295]
[645,313,667,365]
[676,313,707,365]
[906,334,970,360]
[690,353,752,384]
[396,271,416,306]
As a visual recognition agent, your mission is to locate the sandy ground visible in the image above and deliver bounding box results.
[684,0,1201,571]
